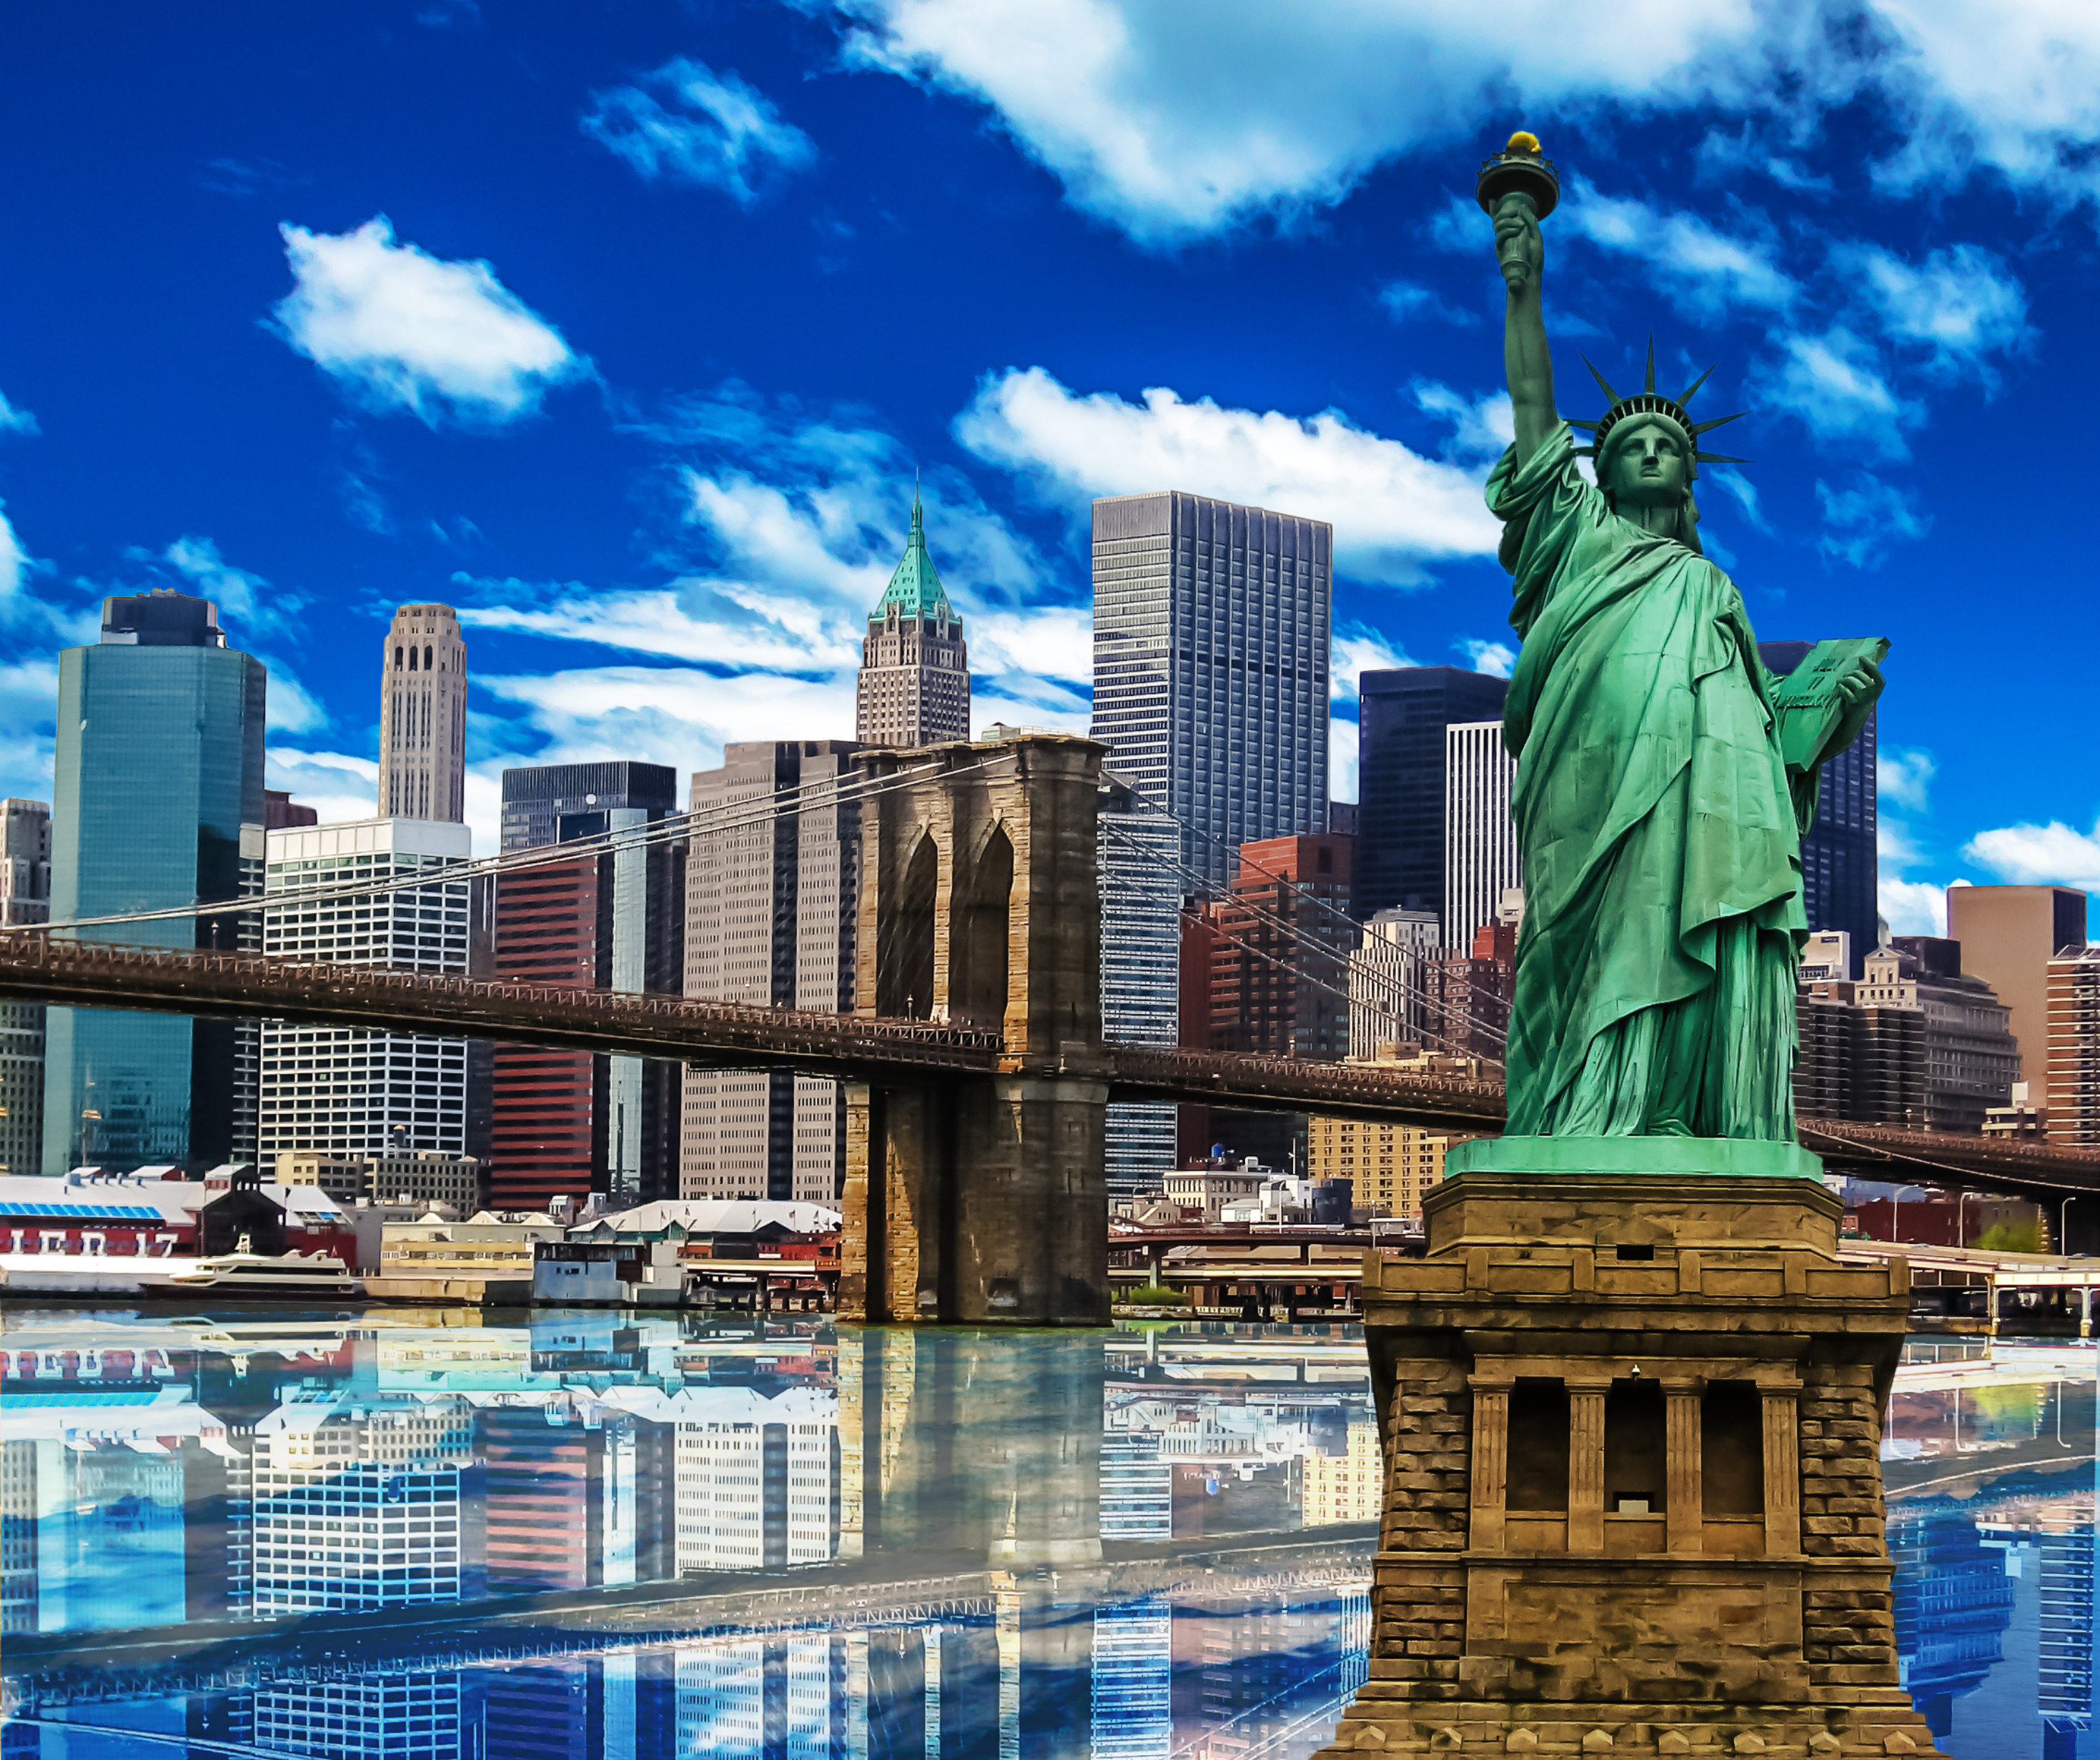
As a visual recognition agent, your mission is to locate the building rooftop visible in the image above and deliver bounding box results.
[869,490,959,630]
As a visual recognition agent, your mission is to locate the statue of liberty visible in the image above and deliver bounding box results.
[1480,139,1883,1145]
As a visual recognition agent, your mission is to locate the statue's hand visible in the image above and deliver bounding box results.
[1818,655,1884,765]
[1493,192,1542,296]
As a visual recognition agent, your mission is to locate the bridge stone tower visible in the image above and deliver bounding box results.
[839,734,1111,1326]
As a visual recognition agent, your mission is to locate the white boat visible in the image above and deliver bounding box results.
[164,1239,360,1298]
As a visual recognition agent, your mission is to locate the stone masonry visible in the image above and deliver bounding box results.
[838,735,1110,1326]
[1317,1168,1943,1760]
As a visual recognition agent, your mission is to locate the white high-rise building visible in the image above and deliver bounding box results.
[1443,721,1520,953]
[259,818,475,1163]
[668,1388,839,1573]
[378,605,467,823]
[1349,908,1440,1059]
[683,743,859,1203]
[1091,492,1332,892]
[1099,805,1180,1203]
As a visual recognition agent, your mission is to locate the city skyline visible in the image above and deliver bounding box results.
[1,9,2096,938]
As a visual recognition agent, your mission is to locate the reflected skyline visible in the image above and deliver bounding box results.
[4,1321,2097,1759]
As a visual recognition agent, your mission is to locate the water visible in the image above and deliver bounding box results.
[0,1316,2092,1760]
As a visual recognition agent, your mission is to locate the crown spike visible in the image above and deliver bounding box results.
[1582,357,1622,404]
[1677,363,1719,406]
[1644,337,1657,394]
[1567,418,1600,432]
[1695,452,1750,464]
[1689,412,1746,435]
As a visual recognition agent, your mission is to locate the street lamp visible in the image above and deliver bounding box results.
[2061,1195,2076,1258]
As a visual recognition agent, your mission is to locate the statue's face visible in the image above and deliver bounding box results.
[1603,417,1690,509]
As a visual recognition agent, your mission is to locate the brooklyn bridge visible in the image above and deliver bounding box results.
[4,735,2094,1324]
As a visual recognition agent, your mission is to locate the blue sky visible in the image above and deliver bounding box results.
[1,1,2096,935]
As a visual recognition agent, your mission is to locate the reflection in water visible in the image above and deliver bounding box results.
[2,1321,2093,1759]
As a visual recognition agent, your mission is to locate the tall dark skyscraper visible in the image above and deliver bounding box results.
[492,761,684,1209]
[1355,667,1509,926]
[44,591,266,1172]
[1760,641,1878,977]
[499,761,678,855]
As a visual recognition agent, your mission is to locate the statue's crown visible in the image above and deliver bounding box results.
[1569,339,1748,466]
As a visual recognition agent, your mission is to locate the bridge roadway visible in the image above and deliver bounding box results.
[6,936,2100,1191]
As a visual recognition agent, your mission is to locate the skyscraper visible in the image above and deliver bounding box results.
[1090,492,1332,891]
[856,493,970,748]
[1355,667,1508,925]
[1209,835,1354,1060]
[1444,720,1520,953]
[44,592,266,1173]
[682,742,861,1203]
[257,817,478,1168]
[492,762,684,1210]
[378,604,467,822]
[1949,885,2089,1112]
[1760,641,1876,975]
[0,800,50,1177]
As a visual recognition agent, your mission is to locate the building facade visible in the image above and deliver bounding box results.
[1349,908,1440,1060]
[856,492,970,748]
[44,592,266,1173]
[492,765,685,1210]
[377,605,467,823]
[1356,666,1508,923]
[1444,720,1520,953]
[682,742,861,1204]
[1209,835,1354,1061]
[2047,947,2100,1147]
[1100,801,1182,1203]
[259,817,478,1169]
[1306,1116,1462,1220]
[1091,492,1331,892]
[1760,640,1876,976]
[1,799,50,1176]
[1948,885,2089,1114]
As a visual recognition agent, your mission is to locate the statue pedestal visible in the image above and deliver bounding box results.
[1318,1159,1943,1760]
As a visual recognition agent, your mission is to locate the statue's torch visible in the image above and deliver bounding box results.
[1477,131,1560,292]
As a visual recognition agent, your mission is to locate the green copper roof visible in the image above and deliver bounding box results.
[870,489,959,629]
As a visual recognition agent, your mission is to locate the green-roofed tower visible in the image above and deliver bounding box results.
[857,487,971,747]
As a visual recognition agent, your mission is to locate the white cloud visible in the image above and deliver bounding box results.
[1764,328,1918,458]
[1878,877,1947,938]
[956,366,1500,585]
[272,217,588,427]
[817,0,2100,244]
[159,534,304,640]
[1878,747,1935,813]
[0,389,36,437]
[1379,282,1479,327]
[1332,625,1415,705]
[1815,473,1930,567]
[0,504,27,600]
[1411,383,1512,461]
[821,0,1788,242]
[0,657,58,802]
[583,60,817,204]
[1963,820,2100,892]
[1457,638,1517,678]
[1560,179,1798,316]
[1833,241,2029,384]
[265,749,382,832]
[1330,715,1358,806]
[1705,467,1768,532]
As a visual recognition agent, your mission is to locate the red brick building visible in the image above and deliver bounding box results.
[1209,835,1355,1060]
[490,857,603,1212]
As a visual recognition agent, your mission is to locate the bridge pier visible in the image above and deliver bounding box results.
[838,735,1111,1326]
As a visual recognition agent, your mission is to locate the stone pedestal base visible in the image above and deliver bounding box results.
[1316,1157,1942,1760]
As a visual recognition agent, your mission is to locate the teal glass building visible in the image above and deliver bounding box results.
[43,592,267,1173]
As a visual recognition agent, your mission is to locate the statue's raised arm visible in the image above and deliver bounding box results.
[1495,191,1555,464]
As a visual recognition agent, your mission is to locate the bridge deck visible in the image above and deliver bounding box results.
[4,936,2099,1190]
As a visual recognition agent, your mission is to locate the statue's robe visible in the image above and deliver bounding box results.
[1490,423,1808,1140]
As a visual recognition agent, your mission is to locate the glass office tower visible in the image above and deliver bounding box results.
[1355,667,1509,926]
[44,592,267,1172]
[1760,641,1878,978]
[1091,492,1332,892]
